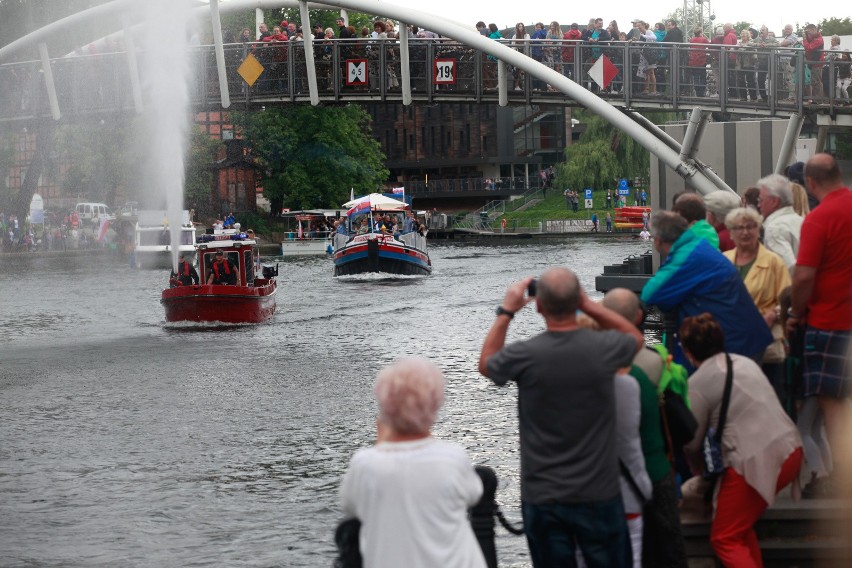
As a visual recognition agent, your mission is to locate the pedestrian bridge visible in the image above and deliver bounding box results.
[2,39,851,125]
[2,0,851,197]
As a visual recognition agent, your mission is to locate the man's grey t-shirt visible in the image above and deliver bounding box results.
[487,328,637,504]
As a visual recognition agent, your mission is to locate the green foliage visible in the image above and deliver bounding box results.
[236,211,271,234]
[184,125,222,215]
[818,17,852,36]
[0,132,15,197]
[556,109,652,192]
[835,130,852,160]
[557,139,620,191]
[233,105,388,211]
[53,118,133,205]
[733,22,753,35]
[253,8,375,36]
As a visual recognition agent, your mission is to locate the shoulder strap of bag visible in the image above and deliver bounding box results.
[714,353,734,443]
[619,459,650,504]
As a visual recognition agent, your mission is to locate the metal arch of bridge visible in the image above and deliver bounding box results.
[2,0,846,194]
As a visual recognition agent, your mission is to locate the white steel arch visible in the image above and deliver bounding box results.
[0,0,733,195]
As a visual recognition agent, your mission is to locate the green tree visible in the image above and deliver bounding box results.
[556,139,620,191]
[53,117,132,205]
[233,105,388,212]
[836,131,852,160]
[184,125,222,215]
[818,17,852,36]
[562,109,654,188]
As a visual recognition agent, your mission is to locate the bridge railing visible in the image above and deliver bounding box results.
[403,175,549,195]
[2,39,850,122]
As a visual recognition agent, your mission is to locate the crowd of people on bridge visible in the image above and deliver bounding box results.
[472,18,851,102]
[232,16,851,104]
[338,153,851,567]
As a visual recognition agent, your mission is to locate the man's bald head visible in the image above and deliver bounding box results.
[804,153,841,186]
[603,288,641,326]
[538,268,581,317]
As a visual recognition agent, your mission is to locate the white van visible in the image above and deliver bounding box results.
[75,203,115,225]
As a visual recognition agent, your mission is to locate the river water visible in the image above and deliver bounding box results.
[0,237,650,568]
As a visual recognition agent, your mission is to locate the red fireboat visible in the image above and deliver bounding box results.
[161,228,277,324]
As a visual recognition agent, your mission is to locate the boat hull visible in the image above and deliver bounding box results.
[281,238,331,256]
[160,280,277,323]
[333,235,431,276]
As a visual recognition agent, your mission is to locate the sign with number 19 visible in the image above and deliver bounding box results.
[433,59,457,84]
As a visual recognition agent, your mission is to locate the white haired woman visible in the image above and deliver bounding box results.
[704,190,742,252]
[723,207,790,406]
[340,357,486,568]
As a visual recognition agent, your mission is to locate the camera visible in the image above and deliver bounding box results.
[527,279,537,297]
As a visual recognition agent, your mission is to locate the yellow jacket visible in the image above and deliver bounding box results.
[724,243,791,315]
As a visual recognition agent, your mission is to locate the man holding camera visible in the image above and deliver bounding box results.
[478,268,643,567]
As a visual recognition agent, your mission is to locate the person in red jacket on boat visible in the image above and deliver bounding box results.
[170,253,200,287]
[207,250,238,285]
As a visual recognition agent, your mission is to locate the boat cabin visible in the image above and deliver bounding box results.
[197,229,258,286]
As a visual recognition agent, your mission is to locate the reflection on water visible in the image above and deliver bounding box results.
[0,238,650,567]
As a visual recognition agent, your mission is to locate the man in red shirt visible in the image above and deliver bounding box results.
[687,27,711,96]
[722,23,738,100]
[787,153,851,484]
[802,24,825,100]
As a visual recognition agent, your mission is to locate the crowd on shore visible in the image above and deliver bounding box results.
[338,153,851,567]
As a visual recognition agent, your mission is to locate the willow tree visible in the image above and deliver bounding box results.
[556,110,655,191]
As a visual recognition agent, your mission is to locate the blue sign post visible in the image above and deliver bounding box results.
[584,189,593,200]
[617,179,630,197]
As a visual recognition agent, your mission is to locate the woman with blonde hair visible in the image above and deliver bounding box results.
[340,357,486,568]
[723,207,790,404]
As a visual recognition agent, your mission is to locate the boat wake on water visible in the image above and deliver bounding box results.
[334,272,426,283]
[162,320,270,331]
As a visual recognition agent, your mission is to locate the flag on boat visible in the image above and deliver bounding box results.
[346,200,371,217]
[350,188,355,202]
[97,218,110,242]
[392,187,404,195]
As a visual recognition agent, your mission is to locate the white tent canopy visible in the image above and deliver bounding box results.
[343,193,408,212]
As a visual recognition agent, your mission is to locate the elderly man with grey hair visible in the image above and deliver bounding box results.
[340,357,487,568]
[757,173,804,269]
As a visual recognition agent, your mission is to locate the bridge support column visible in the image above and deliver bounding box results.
[626,108,734,195]
[399,23,411,106]
[121,16,143,114]
[497,60,507,106]
[209,0,230,108]
[298,1,319,105]
[815,125,829,153]
[679,108,709,161]
[774,113,804,173]
[38,43,60,120]
[255,9,264,39]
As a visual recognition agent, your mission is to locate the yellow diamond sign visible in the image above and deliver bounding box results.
[237,53,264,87]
